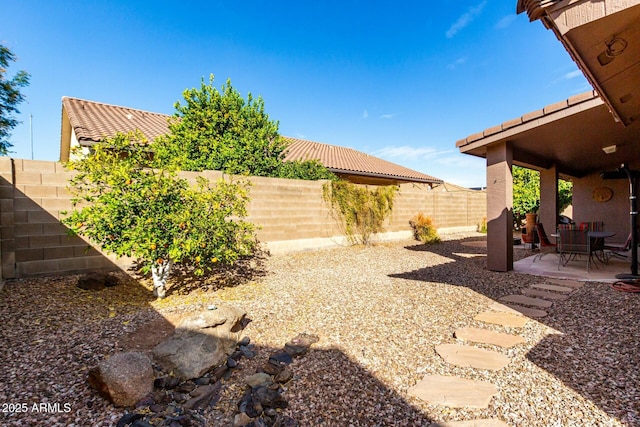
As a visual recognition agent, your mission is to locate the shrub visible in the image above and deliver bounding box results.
[322,180,398,246]
[477,216,488,233]
[409,213,441,244]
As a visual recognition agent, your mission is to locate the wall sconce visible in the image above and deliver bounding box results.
[602,144,617,154]
[597,37,628,66]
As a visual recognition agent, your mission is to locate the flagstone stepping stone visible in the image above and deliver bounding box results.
[474,311,528,327]
[435,344,510,371]
[454,327,525,348]
[487,302,522,315]
[409,375,498,408]
[544,279,583,289]
[499,295,553,308]
[428,419,509,427]
[531,283,574,293]
[498,304,547,318]
[521,288,570,300]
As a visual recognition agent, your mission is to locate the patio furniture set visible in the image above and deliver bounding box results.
[531,221,632,272]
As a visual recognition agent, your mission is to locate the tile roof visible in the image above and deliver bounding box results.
[283,137,442,183]
[62,96,442,184]
[62,96,170,143]
[455,90,600,148]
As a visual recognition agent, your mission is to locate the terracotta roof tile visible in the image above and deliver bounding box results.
[283,137,442,183]
[62,97,442,184]
[63,97,170,143]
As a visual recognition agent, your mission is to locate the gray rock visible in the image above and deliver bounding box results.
[87,351,154,407]
[275,367,293,384]
[233,412,253,427]
[153,305,246,380]
[153,330,227,380]
[244,373,273,388]
[183,383,222,410]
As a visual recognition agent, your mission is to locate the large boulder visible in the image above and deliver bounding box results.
[153,305,246,380]
[87,351,154,407]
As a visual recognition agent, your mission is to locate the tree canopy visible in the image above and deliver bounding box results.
[0,43,30,155]
[154,75,335,180]
[512,166,572,227]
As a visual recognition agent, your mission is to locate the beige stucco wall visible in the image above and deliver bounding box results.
[571,170,633,245]
[0,158,486,278]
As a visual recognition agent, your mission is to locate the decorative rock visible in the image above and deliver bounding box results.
[521,288,569,300]
[153,376,181,390]
[428,419,509,427]
[284,333,319,357]
[88,351,154,407]
[240,345,256,359]
[244,373,273,388]
[175,305,247,355]
[153,305,246,380]
[194,377,210,385]
[183,383,222,410]
[269,351,293,365]
[239,336,251,346]
[532,283,576,292]
[454,327,525,348]
[153,330,228,380]
[474,311,528,327]
[233,412,253,427]
[435,344,510,371]
[116,413,143,427]
[409,375,498,408]
[499,295,553,308]
[227,357,238,368]
[261,360,285,375]
[252,386,288,409]
[275,367,294,384]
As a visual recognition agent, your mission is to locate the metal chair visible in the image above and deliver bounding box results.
[557,228,592,271]
[533,222,557,262]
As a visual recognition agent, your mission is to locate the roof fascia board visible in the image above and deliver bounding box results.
[458,96,604,153]
[330,168,442,184]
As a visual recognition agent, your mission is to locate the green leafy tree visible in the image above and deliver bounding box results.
[513,166,540,227]
[64,131,257,298]
[153,75,334,180]
[323,180,398,245]
[0,43,30,155]
[513,166,573,227]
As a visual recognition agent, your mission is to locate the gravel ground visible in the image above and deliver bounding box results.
[0,233,638,426]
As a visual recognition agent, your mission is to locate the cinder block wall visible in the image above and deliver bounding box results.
[0,158,486,278]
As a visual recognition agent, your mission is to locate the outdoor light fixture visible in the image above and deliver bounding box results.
[602,144,617,154]
[597,37,628,66]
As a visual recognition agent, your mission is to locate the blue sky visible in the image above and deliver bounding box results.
[3,1,590,187]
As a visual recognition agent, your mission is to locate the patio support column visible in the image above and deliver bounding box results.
[539,165,559,239]
[486,141,513,272]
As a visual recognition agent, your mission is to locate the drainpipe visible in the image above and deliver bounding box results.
[619,165,639,279]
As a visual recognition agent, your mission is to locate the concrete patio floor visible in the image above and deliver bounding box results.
[514,249,637,283]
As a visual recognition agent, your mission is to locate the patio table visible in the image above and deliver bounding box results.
[588,231,615,265]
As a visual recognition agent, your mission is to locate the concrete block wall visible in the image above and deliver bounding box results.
[0,158,486,278]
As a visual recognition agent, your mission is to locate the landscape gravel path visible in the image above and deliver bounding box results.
[0,233,637,426]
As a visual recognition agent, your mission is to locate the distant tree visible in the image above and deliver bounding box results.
[64,131,257,298]
[0,43,30,155]
[513,166,540,227]
[154,75,335,180]
[513,166,573,227]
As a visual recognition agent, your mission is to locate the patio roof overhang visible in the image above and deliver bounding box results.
[456,91,640,178]
[516,0,640,127]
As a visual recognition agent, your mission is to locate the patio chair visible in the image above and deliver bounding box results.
[557,228,592,271]
[532,222,557,262]
[604,233,633,261]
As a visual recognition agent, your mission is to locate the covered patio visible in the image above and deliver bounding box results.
[457,0,640,276]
